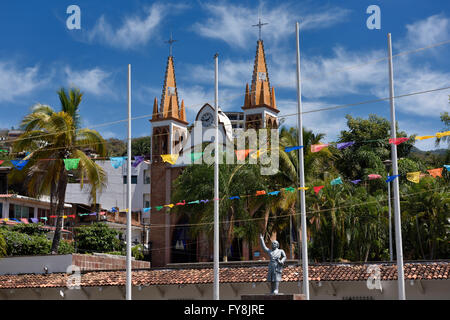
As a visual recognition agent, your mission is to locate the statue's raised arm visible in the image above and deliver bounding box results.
[259,234,270,253]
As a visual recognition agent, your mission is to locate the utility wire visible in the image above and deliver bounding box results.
[2,37,450,147]
[2,85,449,154]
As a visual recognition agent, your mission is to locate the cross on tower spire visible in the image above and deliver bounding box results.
[252,18,268,40]
[165,32,177,57]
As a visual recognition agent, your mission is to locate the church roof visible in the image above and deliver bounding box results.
[151,56,187,125]
[243,40,278,112]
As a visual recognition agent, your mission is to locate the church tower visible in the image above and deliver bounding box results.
[151,55,188,161]
[149,53,188,267]
[242,39,279,129]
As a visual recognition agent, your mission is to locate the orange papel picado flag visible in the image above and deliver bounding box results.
[256,190,266,196]
[427,168,443,178]
[406,171,421,183]
[161,154,179,165]
[235,149,253,161]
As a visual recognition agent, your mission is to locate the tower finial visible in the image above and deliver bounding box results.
[165,32,177,56]
[252,18,268,40]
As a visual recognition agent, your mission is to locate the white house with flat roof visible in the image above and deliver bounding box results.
[64,160,150,214]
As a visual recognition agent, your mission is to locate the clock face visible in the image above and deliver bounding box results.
[201,112,214,127]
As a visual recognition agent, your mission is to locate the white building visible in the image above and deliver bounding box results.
[65,160,151,214]
[64,160,151,246]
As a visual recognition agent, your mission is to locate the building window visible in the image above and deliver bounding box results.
[143,170,150,184]
[38,208,49,220]
[9,204,32,219]
[123,176,138,184]
[143,194,150,209]
[258,72,266,81]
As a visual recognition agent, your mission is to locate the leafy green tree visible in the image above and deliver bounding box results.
[75,223,123,253]
[401,177,449,260]
[13,88,107,253]
[131,136,151,156]
[106,136,151,157]
[335,114,413,190]
[106,138,127,156]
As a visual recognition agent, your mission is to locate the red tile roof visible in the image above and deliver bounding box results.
[0,261,448,289]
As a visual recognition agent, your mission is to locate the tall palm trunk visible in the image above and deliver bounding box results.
[51,165,68,254]
[49,180,56,224]
[415,216,426,260]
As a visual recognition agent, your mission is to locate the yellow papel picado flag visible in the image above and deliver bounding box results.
[161,154,179,165]
[406,171,421,183]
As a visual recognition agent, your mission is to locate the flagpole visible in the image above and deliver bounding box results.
[295,22,309,300]
[213,53,220,300]
[387,33,406,300]
[126,64,132,300]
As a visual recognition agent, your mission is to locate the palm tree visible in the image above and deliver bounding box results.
[13,88,107,253]
[269,126,334,258]
[172,157,267,261]
[402,177,449,260]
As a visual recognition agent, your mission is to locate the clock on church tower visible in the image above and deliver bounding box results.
[200,111,214,127]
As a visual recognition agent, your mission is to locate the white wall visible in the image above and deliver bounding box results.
[65,160,150,212]
[0,255,73,275]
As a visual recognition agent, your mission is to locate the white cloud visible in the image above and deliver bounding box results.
[269,47,387,98]
[87,3,184,50]
[383,60,449,117]
[99,130,118,139]
[184,59,253,88]
[172,85,241,120]
[0,62,49,102]
[193,2,350,48]
[403,14,450,49]
[64,66,113,96]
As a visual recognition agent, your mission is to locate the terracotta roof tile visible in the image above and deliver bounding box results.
[0,262,448,289]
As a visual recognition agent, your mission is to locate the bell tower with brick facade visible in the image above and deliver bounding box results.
[242,40,279,130]
[149,55,188,267]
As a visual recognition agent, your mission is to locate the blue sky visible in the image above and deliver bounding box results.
[0,0,449,150]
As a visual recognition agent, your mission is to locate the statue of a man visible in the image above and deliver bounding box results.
[259,234,287,295]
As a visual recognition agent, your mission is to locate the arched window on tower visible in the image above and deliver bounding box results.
[161,128,169,155]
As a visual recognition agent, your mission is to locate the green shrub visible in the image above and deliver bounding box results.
[0,229,51,256]
[11,223,49,236]
[58,240,75,254]
[104,251,124,256]
[0,233,7,257]
[132,244,145,261]
[75,223,124,253]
